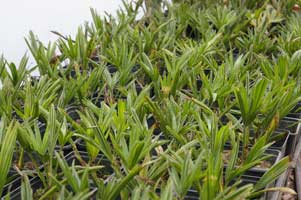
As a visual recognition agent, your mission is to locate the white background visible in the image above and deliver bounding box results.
[0,0,125,64]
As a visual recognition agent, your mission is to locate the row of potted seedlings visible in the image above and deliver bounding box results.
[1,0,301,199]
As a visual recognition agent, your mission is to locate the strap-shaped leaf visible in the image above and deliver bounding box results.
[253,157,290,191]
[0,121,18,197]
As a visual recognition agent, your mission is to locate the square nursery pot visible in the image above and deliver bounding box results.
[3,178,97,200]
[224,128,290,160]
[184,190,199,200]
[66,105,81,121]
[267,129,290,155]
[2,151,113,200]
[90,95,105,107]
[224,144,284,200]
[286,102,301,119]
[179,173,265,200]
[1,157,44,200]
[278,117,301,156]
[106,64,140,75]
[1,171,22,200]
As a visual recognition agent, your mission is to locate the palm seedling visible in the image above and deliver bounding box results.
[102,34,139,87]
[57,26,97,74]
[186,7,214,41]
[140,49,193,99]
[98,65,120,104]
[16,104,70,194]
[74,103,114,161]
[110,109,165,171]
[0,1,300,199]
[25,31,59,79]
[132,17,177,57]
[235,28,276,65]
[259,56,301,117]
[17,105,59,158]
[270,0,300,18]
[13,76,61,122]
[0,81,14,120]
[234,78,270,159]
[73,66,104,104]
[89,8,108,38]
[57,79,81,108]
[34,151,104,200]
[96,163,145,200]
[193,54,247,113]
[0,120,18,197]
[166,4,195,39]
[192,109,292,199]
[206,5,238,32]
[124,82,151,119]
[206,6,249,48]
[61,100,114,165]
[0,55,30,120]
[146,95,199,146]
[0,55,29,94]
[233,74,301,163]
[175,28,223,68]
[52,152,100,197]
[159,50,192,98]
[277,13,301,56]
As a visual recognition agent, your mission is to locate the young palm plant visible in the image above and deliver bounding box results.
[0,120,18,197]
[25,31,59,78]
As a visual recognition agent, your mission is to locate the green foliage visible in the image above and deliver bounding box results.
[0,120,18,197]
[1,0,300,199]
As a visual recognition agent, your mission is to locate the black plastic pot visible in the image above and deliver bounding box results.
[279,117,301,156]
[90,95,105,107]
[155,172,262,199]
[107,64,140,75]
[268,129,290,151]
[60,65,78,79]
[1,174,21,199]
[224,128,289,160]
[2,176,98,200]
[134,84,143,95]
[223,145,283,198]
[225,147,286,200]
[224,146,282,174]
[2,151,113,200]
[76,140,89,152]
[66,105,81,121]
[30,76,40,86]
[222,114,299,157]
[2,153,45,200]
[286,102,301,119]
[1,176,42,200]
[88,56,100,70]
[184,191,199,200]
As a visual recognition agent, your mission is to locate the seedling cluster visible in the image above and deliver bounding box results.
[1,0,301,199]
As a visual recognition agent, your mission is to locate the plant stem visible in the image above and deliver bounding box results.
[18,147,24,169]
[242,125,250,162]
